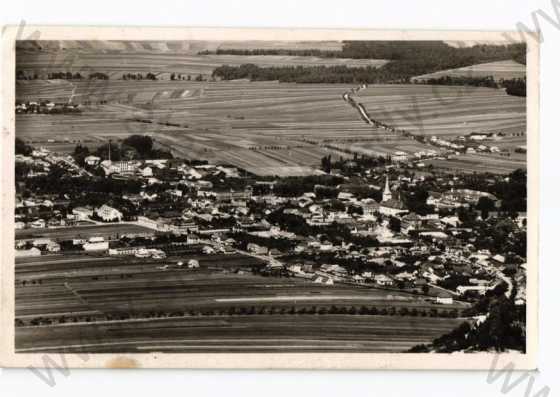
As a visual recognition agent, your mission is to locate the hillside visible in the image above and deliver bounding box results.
[15,40,344,54]
[411,60,526,82]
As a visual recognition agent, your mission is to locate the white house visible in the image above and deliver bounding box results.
[374,274,394,286]
[436,296,454,305]
[83,240,109,251]
[141,166,153,177]
[72,207,93,221]
[109,247,144,256]
[30,219,46,228]
[247,243,267,255]
[202,246,215,255]
[96,204,123,222]
[392,151,409,162]
[187,259,200,269]
[46,241,61,252]
[84,155,101,166]
[456,285,491,295]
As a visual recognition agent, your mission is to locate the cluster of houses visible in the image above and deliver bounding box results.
[14,142,526,306]
[15,100,81,114]
[375,131,510,170]
[16,146,91,179]
[428,133,505,156]
[15,236,110,257]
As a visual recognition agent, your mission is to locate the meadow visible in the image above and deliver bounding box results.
[17,48,386,79]
[16,54,526,175]
[412,60,526,81]
[15,255,467,353]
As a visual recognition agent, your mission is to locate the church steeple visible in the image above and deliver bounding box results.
[382,174,392,202]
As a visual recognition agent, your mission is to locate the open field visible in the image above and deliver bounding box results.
[16,79,526,174]
[356,84,526,137]
[16,80,400,175]
[16,315,465,353]
[15,254,467,353]
[17,50,386,79]
[423,153,527,174]
[333,140,445,158]
[412,60,526,81]
[15,223,155,241]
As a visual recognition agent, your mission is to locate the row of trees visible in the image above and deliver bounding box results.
[121,72,158,80]
[169,73,204,81]
[88,72,109,80]
[420,75,500,88]
[16,304,462,327]
[16,71,85,80]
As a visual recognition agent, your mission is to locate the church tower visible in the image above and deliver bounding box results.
[382,174,392,202]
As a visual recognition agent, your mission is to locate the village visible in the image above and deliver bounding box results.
[14,135,527,310]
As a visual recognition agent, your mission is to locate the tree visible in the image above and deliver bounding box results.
[457,206,477,225]
[73,144,90,166]
[476,196,495,219]
[15,138,33,156]
[122,135,154,158]
[404,187,432,215]
[95,143,121,161]
[321,155,332,174]
[388,216,401,233]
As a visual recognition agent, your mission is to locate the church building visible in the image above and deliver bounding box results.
[379,174,408,216]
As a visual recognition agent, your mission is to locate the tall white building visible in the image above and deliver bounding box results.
[382,174,392,202]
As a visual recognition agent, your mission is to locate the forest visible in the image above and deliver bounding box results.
[212,41,526,85]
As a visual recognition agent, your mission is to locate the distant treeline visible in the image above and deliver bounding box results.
[211,41,526,85]
[199,48,341,57]
[502,78,527,97]
[122,72,158,80]
[213,63,526,96]
[213,64,415,84]
[202,41,526,65]
[422,75,500,88]
[17,71,85,80]
[420,75,527,96]
[16,71,110,80]
[212,63,526,90]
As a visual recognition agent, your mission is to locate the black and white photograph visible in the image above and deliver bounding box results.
[2,27,538,370]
